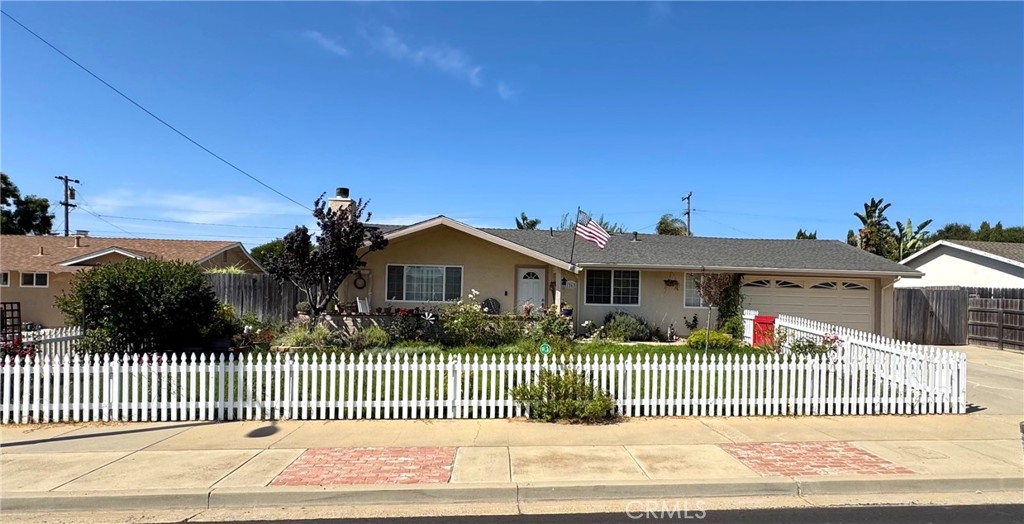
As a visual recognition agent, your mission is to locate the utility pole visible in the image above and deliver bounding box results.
[54,176,80,237]
[682,192,692,236]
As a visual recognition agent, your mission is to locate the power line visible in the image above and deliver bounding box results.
[76,205,139,238]
[1,10,310,212]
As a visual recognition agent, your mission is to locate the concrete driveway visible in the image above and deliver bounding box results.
[953,345,1024,416]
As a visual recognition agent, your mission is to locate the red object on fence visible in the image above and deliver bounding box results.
[753,315,776,346]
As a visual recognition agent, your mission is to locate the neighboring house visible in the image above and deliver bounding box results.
[895,240,1024,288]
[0,234,264,327]
[330,195,921,336]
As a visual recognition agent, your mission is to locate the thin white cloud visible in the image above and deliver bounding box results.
[497,81,519,101]
[363,24,482,87]
[302,30,350,57]
[371,214,438,226]
[648,2,672,23]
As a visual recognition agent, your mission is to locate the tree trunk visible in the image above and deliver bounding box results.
[705,306,713,351]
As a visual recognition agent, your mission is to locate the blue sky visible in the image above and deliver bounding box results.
[2,1,1022,247]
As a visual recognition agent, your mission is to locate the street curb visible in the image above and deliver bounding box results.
[2,476,1022,513]
[517,478,797,502]
[209,483,518,508]
[0,488,210,513]
[795,475,1024,496]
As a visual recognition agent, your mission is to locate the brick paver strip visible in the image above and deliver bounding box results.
[720,442,915,477]
[272,447,456,486]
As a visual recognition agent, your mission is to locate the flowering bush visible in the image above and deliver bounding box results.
[788,333,843,355]
[438,290,523,347]
[1,337,36,359]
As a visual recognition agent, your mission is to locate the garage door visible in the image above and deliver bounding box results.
[741,276,875,333]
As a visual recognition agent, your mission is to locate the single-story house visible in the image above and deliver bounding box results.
[331,194,922,336]
[895,240,1024,288]
[0,234,264,327]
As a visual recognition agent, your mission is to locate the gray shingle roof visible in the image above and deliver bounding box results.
[947,240,1024,264]
[481,229,919,275]
[380,218,919,276]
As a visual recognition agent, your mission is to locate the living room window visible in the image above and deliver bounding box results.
[386,265,462,302]
[585,269,640,305]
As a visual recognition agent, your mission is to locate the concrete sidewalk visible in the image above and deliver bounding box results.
[2,414,1022,514]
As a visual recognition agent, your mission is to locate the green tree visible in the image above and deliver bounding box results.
[894,217,933,260]
[928,222,974,242]
[1,173,54,235]
[656,214,689,236]
[515,212,541,230]
[267,195,388,330]
[250,238,285,267]
[852,197,895,257]
[925,221,1024,244]
[795,229,817,239]
[56,259,222,353]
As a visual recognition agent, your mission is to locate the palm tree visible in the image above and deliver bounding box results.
[853,197,894,257]
[656,214,689,236]
[515,212,541,230]
[895,217,933,260]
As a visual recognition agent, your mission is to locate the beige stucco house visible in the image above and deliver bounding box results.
[895,240,1024,288]
[330,194,921,336]
[0,234,263,327]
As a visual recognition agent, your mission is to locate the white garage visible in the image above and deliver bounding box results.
[741,276,875,332]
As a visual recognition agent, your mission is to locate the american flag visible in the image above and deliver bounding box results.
[575,211,611,248]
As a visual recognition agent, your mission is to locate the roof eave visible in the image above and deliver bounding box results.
[574,263,923,278]
[382,217,577,272]
[901,240,1024,270]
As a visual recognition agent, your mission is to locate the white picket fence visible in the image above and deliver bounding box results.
[29,327,82,358]
[745,311,967,415]
[2,344,966,424]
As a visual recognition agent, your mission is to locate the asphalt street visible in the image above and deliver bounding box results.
[204,504,1024,524]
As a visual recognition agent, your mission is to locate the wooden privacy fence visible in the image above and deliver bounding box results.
[893,287,968,345]
[968,298,1024,351]
[206,274,300,324]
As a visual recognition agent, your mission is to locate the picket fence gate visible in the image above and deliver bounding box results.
[29,327,82,359]
[1,346,965,424]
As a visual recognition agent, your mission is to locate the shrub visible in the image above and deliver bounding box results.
[603,312,652,342]
[362,325,391,348]
[295,301,311,315]
[528,313,574,342]
[685,329,735,351]
[720,314,744,340]
[275,322,335,350]
[56,258,220,353]
[438,296,523,347]
[510,368,616,423]
[788,333,843,355]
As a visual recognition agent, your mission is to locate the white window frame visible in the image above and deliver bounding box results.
[20,272,49,288]
[584,269,641,307]
[385,264,463,303]
[684,274,712,308]
[0,272,8,287]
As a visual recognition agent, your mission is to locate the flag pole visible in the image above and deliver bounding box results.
[568,206,581,267]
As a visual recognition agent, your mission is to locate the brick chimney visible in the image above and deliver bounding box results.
[328,187,353,214]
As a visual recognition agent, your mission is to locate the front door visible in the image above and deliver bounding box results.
[516,268,546,313]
